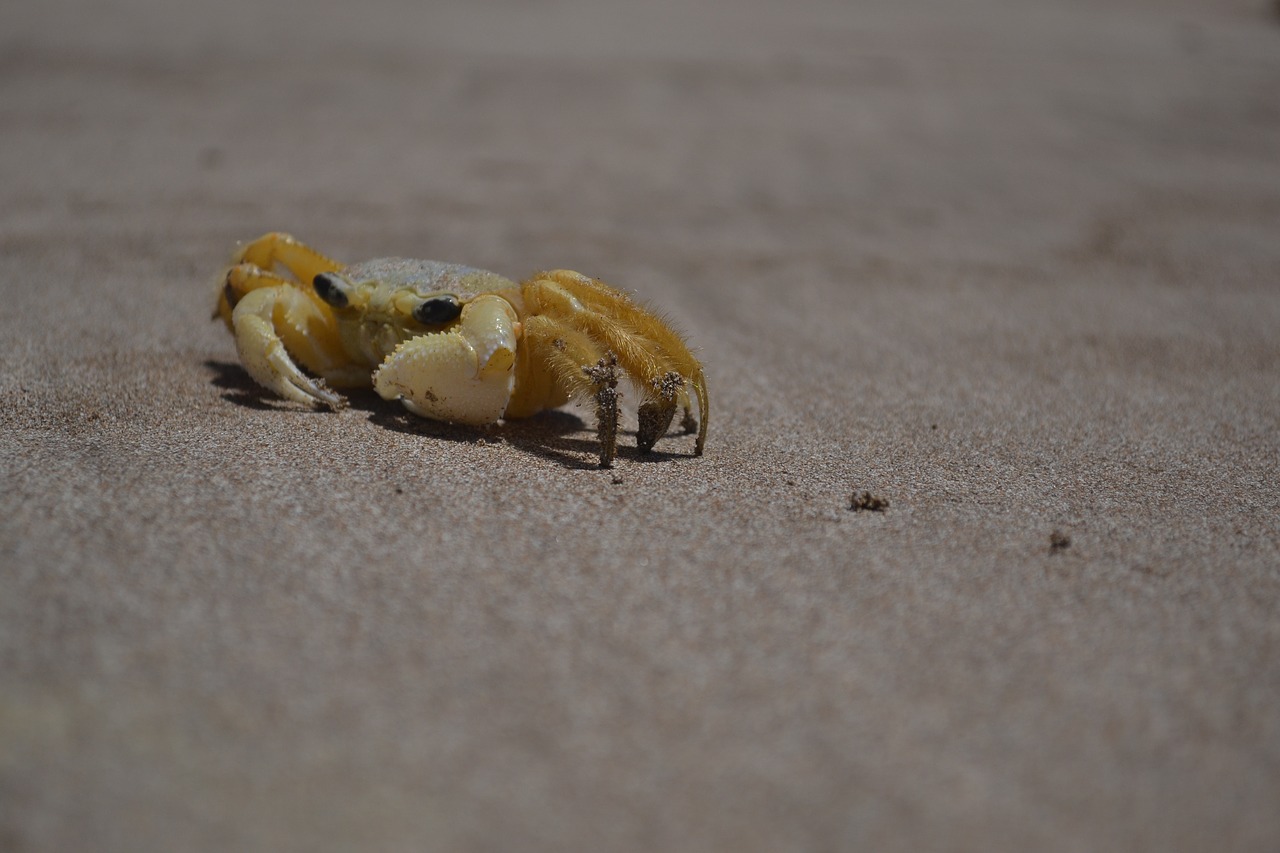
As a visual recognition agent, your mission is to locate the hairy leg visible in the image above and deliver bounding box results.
[524,272,708,455]
[524,314,621,468]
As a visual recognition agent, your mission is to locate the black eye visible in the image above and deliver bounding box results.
[313,273,349,308]
[413,294,462,325]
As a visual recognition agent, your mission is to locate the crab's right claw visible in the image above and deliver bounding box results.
[230,287,347,409]
[373,294,517,425]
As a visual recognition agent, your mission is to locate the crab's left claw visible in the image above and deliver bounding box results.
[373,294,518,425]
[230,285,347,409]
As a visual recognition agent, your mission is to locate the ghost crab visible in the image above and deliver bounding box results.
[213,232,708,467]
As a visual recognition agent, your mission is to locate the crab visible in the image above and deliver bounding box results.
[213,232,708,467]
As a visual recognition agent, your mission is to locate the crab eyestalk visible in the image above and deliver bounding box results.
[313,272,351,308]
[412,294,462,325]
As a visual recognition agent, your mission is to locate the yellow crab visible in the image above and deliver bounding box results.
[213,232,708,467]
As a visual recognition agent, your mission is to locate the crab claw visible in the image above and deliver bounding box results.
[230,286,347,409]
[373,294,517,425]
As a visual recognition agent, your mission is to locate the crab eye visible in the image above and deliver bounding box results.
[413,294,462,325]
[313,273,350,308]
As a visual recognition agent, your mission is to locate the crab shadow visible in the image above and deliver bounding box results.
[205,360,688,470]
[367,400,688,471]
[205,359,301,411]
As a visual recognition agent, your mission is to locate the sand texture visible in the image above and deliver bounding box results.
[3,0,1280,850]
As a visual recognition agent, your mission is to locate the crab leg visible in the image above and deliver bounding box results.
[524,272,708,455]
[523,315,621,467]
[215,232,346,325]
[546,270,707,455]
[235,231,344,285]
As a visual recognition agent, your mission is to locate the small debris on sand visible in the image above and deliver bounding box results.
[849,490,890,512]
[1049,530,1071,554]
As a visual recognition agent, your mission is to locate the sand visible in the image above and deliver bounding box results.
[3,0,1279,850]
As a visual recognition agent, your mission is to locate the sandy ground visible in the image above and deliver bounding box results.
[3,0,1280,850]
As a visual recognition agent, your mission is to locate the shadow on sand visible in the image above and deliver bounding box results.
[205,360,691,470]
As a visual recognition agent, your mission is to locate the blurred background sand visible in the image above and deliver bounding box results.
[3,1,1279,850]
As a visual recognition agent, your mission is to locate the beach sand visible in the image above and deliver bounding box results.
[3,1,1279,849]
